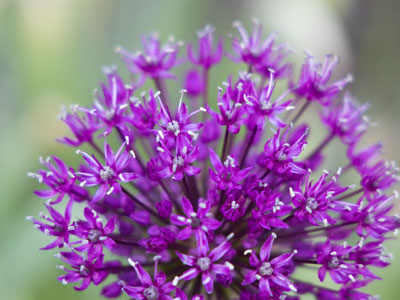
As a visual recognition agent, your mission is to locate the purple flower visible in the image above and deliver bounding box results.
[188,25,223,69]
[28,156,88,204]
[206,77,250,134]
[28,22,399,299]
[291,54,353,105]
[360,160,400,193]
[76,141,137,202]
[148,143,201,181]
[321,93,369,144]
[290,172,349,226]
[28,199,74,250]
[57,105,100,146]
[171,196,221,241]
[347,193,400,238]
[117,33,180,80]
[57,252,108,291]
[209,148,252,190]
[73,207,116,259]
[123,258,175,300]
[184,69,204,98]
[129,89,160,133]
[230,20,291,79]
[242,234,297,296]
[176,234,233,294]
[316,239,362,284]
[220,189,247,221]
[244,72,294,129]
[92,70,133,136]
[157,90,204,148]
[258,128,308,176]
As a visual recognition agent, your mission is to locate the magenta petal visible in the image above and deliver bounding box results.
[260,234,274,262]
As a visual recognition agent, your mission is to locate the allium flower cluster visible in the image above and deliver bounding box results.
[28,20,400,299]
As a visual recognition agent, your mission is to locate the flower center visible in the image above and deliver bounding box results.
[172,156,184,173]
[143,285,159,300]
[223,155,236,168]
[364,213,375,224]
[100,166,114,181]
[191,217,202,229]
[167,121,180,136]
[197,257,211,271]
[231,200,239,210]
[261,100,272,111]
[305,197,318,212]
[327,256,340,269]
[277,152,287,162]
[79,265,90,276]
[259,262,273,276]
[88,229,102,242]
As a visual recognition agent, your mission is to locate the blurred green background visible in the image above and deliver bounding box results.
[1,0,399,299]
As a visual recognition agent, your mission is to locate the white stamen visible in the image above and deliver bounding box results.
[244,249,252,256]
[227,232,235,241]
[128,258,138,267]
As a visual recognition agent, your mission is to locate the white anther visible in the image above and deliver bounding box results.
[172,276,180,286]
[225,261,235,271]
[153,255,162,261]
[244,249,253,256]
[227,233,235,241]
[289,187,295,198]
[128,258,138,267]
[202,276,211,284]
[79,180,87,187]
[106,186,114,195]
[177,216,186,222]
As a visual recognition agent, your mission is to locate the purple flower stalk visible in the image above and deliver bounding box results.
[28,21,399,300]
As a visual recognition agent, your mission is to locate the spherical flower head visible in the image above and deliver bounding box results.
[28,21,399,300]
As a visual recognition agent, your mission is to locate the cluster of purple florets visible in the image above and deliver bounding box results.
[28,20,400,300]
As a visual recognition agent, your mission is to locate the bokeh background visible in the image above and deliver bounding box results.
[1,0,400,299]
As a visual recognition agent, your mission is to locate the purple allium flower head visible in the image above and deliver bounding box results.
[29,21,399,299]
